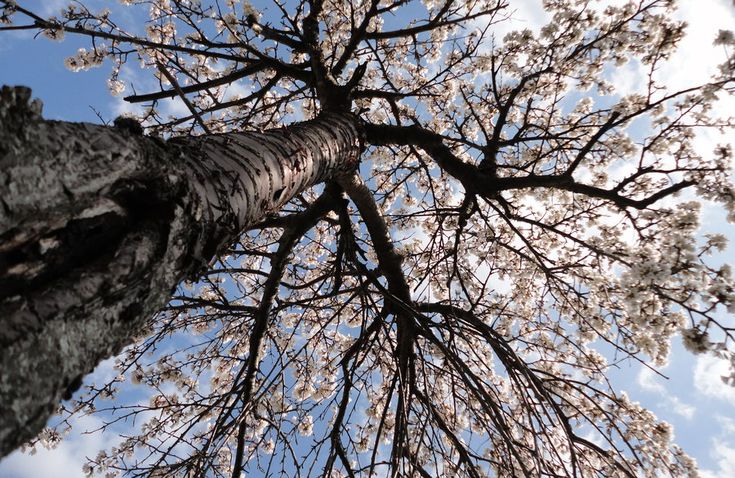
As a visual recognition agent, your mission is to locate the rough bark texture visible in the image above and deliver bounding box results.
[0,85,362,458]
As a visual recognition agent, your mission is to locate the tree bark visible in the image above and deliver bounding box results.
[0,86,362,458]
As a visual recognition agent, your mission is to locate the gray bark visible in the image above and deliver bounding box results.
[0,86,362,457]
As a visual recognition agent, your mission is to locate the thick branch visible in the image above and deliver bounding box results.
[337,173,415,471]
[364,122,695,210]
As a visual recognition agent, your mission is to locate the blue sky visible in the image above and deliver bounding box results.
[1,0,735,476]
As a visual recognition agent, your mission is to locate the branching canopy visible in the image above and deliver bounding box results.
[2,0,735,476]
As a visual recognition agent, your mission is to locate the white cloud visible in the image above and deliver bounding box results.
[668,0,735,167]
[669,395,696,419]
[492,0,551,40]
[700,441,735,478]
[0,358,122,477]
[714,415,735,435]
[609,0,735,97]
[699,416,735,478]
[638,366,667,393]
[694,354,735,404]
[109,64,148,118]
[666,0,735,91]
[0,415,119,478]
[607,59,646,98]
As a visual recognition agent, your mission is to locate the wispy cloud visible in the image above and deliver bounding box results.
[637,367,696,419]
[699,416,735,478]
[700,441,735,478]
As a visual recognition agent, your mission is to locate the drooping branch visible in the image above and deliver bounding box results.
[230,185,339,478]
[337,173,417,472]
[414,301,638,477]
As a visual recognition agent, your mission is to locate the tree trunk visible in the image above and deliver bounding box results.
[0,86,362,457]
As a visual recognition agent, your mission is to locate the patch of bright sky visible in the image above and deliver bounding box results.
[1,0,735,476]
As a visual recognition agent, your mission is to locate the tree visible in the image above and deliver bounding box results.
[0,0,734,476]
